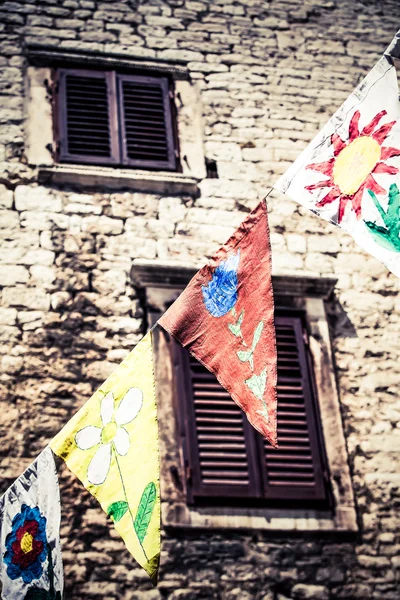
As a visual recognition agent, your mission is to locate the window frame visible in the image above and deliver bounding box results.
[131,262,358,533]
[55,67,178,171]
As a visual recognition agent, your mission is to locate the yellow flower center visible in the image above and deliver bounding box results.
[20,532,33,554]
[333,136,381,195]
[102,421,117,444]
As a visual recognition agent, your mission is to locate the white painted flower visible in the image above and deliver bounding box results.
[75,388,143,486]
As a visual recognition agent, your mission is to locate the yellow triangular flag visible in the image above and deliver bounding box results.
[50,331,160,583]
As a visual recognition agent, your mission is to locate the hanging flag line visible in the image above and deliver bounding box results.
[2,30,400,591]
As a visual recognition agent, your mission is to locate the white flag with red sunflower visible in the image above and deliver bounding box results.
[274,55,400,277]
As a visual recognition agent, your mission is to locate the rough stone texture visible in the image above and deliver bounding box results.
[0,1,400,599]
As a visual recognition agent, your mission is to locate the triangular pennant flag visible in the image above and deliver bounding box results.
[0,447,64,600]
[159,200,278,446]
[274,54,400,277]
[50,331,160,584]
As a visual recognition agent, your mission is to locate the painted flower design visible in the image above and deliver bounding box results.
[202,250,240,317]
[76,388,143,485]
[305,109,400,222]
[3,504,47,584]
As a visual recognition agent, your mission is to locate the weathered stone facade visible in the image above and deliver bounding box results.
[0,0,400,599]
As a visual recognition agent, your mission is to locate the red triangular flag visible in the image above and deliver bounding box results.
[158,200,278,446]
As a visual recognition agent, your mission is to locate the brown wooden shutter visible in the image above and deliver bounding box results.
[178,310,329,506]
[58,69,119,165]
[117,74,176,171]
[262,314,327,502]
[178,349,262,501]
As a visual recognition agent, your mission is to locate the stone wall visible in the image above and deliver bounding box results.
[0,0,400,599]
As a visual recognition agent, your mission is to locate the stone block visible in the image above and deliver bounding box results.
[81,215,123,235]
[64,203,102,215]
[379,533,395,544]
[15,186,63,212]
[0,209,19,230]
[185,207,243,228]
[272,251,304,272]
[199,178,258,200]
[20,211,69,230]
[21,249,55,266]
[292,584,329,600]
[0,185,13,208]
[49,292,72,312]
[158,197,186,223]
[0,265,29,285]
[287,233,307,253]
[358,555,391,568]
[30,265,56,285]
[204,141,242,161]
[91,269,127,296]
[96,316,142,335]
[241,147,274,161]
[2,287,50,310]
[0,307,17,325]
[83,360,117,381]
[125,216,174,239]
[109,192,159,219]
[0,325,20,343]
[101,234,157,260]
[336,584,372,598]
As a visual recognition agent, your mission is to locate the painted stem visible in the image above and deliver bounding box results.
[114,451,148,561]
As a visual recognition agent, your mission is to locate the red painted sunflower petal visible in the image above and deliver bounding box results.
[331,133,347,156]
[350,188,364,218]
[306,158,335,176]
[315,188,341,207]
[380,146,400,160]
[373,162,398,175]
[338,196,351,223]
[361,110,387,136]
[371,121,396,145]
[305,180,332,192]
[365,175,386,196]
[348,110,360,141]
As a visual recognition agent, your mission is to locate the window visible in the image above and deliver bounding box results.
[176,310,330,508]
[55,68,178,171]
[131,262,357,532]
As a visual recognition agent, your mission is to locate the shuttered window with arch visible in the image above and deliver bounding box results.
[176,310,331,507]
[56,68,177,171]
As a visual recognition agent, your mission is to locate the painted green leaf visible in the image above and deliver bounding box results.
[364,184,400,252]
[228,309,245,338]
[251,321,264,351]
[256,407,269,420]
[134,482,157,544]
[237,349,253,363]
[107,500,129,522]
[245,367,267,401]
[146,552,161,586]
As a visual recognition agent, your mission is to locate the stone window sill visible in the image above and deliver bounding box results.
[162,503,358,534]
[38,164,199,195]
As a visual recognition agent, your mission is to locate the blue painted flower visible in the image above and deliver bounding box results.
[4,504,48,584]
[202,250,240,317]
